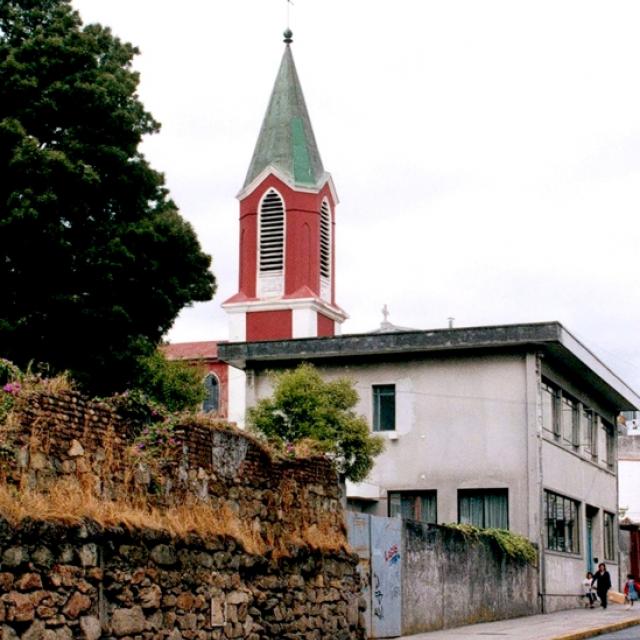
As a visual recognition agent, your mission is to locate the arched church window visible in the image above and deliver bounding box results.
[203,373,219,413]
[259,189,285,273]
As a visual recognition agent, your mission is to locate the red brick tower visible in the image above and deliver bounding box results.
[223,30,347,341]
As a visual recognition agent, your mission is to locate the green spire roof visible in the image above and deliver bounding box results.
[243,40,325,190]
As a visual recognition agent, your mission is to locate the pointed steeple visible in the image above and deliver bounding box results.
[243,31,325,190]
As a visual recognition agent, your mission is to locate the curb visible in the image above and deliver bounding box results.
[552,616,640,640]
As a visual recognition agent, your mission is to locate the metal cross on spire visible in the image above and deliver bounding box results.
[382,304,390,323]
[286,0,294,30]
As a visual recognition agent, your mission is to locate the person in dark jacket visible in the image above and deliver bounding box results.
[592,563,612,608]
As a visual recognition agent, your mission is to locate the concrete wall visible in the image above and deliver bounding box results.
[251,353,532,535]
[401,521,539,635]
[619,435,640,523]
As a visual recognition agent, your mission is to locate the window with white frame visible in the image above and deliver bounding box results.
[257,190,285,297]
[372,384,395,431]
[458,489,508,530]
[544,490,579,554]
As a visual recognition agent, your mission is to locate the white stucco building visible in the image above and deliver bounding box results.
[219,321,640,612]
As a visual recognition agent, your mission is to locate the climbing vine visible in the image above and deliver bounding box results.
[444,523,537,565]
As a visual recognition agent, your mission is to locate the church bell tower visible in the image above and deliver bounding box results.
[223,29,347,341]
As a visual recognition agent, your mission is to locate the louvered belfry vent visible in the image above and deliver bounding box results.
[320,200,331,279]
[259,190,285,272]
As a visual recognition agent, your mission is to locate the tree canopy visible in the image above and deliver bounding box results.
[248,364,384,483]
[0,0,215,395]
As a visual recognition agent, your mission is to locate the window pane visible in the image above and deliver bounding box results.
[388,491,436,524]
[544,490,580,554]
[373,385,395,431]
[541,384,555,433]
[203,374,219,413]
[485,493,508,529]
[388,493,401,519]
[459,489,508,529]
[604,512,615,560]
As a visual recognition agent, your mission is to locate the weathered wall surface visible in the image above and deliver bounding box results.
[1,390,344,549]
[0,519,364,640]
[401,522,539,635]
[0,389,365,639]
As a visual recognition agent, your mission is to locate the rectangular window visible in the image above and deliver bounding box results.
[389,491,437,524]
[458,489,508,530]
[544,490,580,554]
[591,414,599,461]
[604,422,614,469]
[542,381,560,440]
[583,408,593,456]
[373,385,395,431]
[561,395,579,447]
[604,512,615,560]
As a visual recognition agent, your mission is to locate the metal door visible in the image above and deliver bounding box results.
[347,512,372,636]
[370,515,402,638]
[346,512,402,639]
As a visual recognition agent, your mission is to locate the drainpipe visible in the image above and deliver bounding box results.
[536,353,547,613]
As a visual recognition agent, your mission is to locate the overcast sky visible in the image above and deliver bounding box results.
[72,1,640,390]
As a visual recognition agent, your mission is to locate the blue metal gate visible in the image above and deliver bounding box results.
[347,512,402,638]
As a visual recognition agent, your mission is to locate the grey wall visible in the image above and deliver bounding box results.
[402,521,539,635]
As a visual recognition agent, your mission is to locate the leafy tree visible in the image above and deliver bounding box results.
[248,364,384,482]
[0,0,215,395]
[133,351,205,413]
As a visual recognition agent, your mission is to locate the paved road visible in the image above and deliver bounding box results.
[596,628,640,639]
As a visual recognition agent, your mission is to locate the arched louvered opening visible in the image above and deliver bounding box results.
[258,189,285,297]
[320,199,331,301]
[203,373,219,414]
[259,190,285,273]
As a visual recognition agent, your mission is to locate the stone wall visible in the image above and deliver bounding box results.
[0,519,364,640]
[401,521,539,635]
[0,389,365,639]
[1,390,344,550]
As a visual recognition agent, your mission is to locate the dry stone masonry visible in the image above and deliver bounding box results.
[0,389,365,639]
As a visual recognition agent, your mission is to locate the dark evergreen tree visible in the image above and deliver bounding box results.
[0,0,215,394]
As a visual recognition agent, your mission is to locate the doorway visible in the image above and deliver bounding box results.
[586,505,599,573]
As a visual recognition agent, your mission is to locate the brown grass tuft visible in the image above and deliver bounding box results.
[0,481,264,554]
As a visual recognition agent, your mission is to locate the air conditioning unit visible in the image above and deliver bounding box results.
[388,432,399,441]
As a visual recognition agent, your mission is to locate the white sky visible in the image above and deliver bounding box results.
[72,1,640,391]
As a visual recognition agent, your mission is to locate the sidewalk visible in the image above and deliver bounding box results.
[399,604,640,640]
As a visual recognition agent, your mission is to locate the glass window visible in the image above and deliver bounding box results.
[561,395,579,448]
[542,382,560,439]
[591,414,599,461]
[604,512,615,560]
[604,422,614,469]
[373,385,395,431]
[458,489,508,530]
[544,490,580,554]
[583,408,593,456]
[203,373,219,413]
[389,491,437,524]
